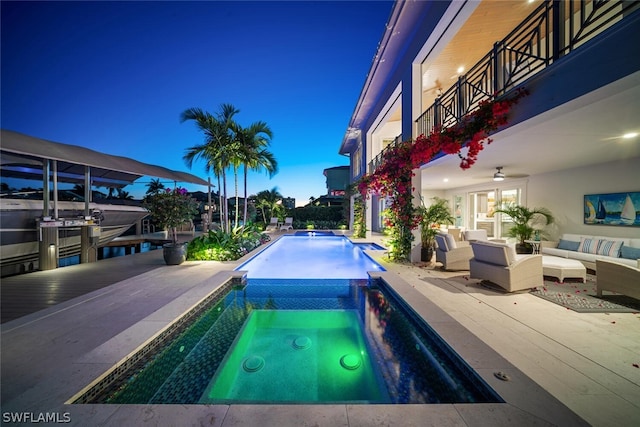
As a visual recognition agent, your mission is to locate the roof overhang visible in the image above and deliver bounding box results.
[339,0,446,155]
[0,129,209,187]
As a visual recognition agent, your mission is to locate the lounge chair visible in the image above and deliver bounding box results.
[280,217,294,231]
[265,217,279,232]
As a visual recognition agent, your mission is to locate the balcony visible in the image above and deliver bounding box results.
[369,0,639,174]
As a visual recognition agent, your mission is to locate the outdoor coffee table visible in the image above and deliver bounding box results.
[542,256,587,283]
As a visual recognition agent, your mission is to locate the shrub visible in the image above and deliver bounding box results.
[187,224,270,261]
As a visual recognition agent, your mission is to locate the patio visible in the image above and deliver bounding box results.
[1,234,638,426]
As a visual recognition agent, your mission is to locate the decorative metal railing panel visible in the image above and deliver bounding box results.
[496,4,551,95]
[410,0,638,149]
[369,134,402,174]
[564,0,632,54]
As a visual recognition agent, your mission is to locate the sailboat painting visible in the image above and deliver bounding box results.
[584,192,640,226]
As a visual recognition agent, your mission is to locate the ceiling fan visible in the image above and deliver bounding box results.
[493,166,530,181]
[472,167,529,181]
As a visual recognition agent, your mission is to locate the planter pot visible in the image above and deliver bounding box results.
[421,246,434,262]
[163,242,188,265]
[516,242,533,254]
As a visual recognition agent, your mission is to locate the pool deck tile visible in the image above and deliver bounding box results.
[1,233,639,426]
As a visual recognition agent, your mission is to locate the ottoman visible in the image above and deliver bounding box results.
[542,256,587,283]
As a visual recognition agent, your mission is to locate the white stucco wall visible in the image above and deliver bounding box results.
[437,157,640,241]
[526,157,640,240]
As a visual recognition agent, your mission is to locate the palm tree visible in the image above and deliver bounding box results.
[72,184,86,199]
[254,187,284,223]
[493,203,554,253]
[145,178,165,195]
[116,189,134,200]
[233,121,277,225]
[181,103,239,232]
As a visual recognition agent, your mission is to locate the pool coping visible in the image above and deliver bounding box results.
[0,235,588,426]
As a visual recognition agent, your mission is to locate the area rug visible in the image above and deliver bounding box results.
[530,275,640,313]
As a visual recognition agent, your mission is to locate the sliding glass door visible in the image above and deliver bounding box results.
[468,188,521,239]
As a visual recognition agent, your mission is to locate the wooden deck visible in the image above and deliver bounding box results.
[0,249,166,324]
[1,231,202,324]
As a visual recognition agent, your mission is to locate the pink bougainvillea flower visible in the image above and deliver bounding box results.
[355,88,527,261]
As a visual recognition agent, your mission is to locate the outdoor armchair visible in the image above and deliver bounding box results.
[434,233,473,270]
[596,259,640,300]
[469,241,543,292]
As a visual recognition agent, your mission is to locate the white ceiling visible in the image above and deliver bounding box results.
[420,71,640,191]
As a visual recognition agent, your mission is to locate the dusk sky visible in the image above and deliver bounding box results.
[1,0,393,205]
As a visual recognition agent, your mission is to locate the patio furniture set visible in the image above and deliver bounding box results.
[434,229,640,298]
[265,217,293,232]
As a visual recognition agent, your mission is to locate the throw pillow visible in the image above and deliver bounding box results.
[557,239,580,251]
[620,245,640,260]
[578,237,601,254]
[434,234,449,251]
[596,240,623,257]
[445,233,456,250]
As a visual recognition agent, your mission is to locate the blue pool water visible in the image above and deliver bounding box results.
[353,242,386,250]
[236,235,385,279]
[77,235,501,405]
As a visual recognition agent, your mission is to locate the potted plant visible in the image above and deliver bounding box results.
[416,197,455,262]
[492,203,554,253]
[144,187,199,265]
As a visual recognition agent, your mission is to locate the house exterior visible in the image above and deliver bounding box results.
[323,165,350,197]
[339,0,640,261]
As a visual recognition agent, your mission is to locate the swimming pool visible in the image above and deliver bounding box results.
[353,242,386,250]
[72,235,501,405]
[236,235,385,279]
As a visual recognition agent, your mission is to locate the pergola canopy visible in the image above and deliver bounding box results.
[1,129,209,188]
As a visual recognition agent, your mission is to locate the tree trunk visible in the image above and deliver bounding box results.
[243,166,248,226]
[222,171,228,233]
[234,165,239,229]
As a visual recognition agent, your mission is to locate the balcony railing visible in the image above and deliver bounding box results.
[369,134,402,173]
[369,0,638,174]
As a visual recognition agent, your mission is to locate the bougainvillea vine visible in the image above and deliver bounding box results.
[357,88,528,261]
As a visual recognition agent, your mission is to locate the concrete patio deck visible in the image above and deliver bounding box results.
[1,233,638,426]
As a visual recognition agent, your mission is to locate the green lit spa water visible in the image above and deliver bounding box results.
[200,310,387,403]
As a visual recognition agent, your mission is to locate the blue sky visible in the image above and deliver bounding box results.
[1,0,392,205]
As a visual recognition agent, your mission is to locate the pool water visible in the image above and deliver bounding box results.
[236,235,385,279]
[76,235,501,405]
[92,278,500,404]
[353,242,386,250]
[199,310,388,403]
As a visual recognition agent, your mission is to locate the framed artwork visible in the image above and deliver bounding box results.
[584,192,640,226]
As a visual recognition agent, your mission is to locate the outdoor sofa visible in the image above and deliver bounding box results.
[541,233,640,271]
